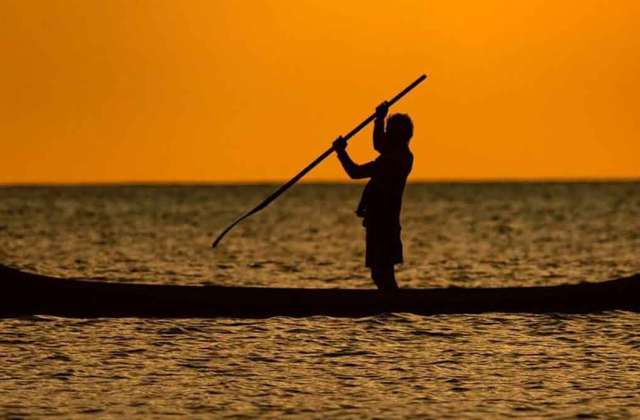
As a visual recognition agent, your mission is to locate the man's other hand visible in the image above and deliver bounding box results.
[333,136,347,151]
[375,101,389,120]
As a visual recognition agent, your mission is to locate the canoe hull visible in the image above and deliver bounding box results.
[1,265,639,318]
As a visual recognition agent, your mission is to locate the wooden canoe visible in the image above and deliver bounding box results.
[1,264,638,318]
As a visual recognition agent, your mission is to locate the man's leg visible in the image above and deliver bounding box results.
[371,265,398,291]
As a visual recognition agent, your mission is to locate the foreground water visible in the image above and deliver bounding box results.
[1,183,639,417]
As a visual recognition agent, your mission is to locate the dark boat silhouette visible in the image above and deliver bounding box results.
[1,264,638,318]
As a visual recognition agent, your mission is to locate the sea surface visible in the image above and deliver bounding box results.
[1,182,639,418]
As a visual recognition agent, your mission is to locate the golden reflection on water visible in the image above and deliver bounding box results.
[1,183,639,416]
[1,313,640,417]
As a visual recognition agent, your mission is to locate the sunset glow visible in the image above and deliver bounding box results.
[2,0,639,183]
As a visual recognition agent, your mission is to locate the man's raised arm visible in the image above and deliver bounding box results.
[373,101,389,153]
[333,137,374,179]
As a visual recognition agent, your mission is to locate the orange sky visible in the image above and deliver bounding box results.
[1,0,639,184]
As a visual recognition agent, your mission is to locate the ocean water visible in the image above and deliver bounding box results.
[1,182,639,417]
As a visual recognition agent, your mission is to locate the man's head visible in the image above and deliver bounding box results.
[386,113,413,148]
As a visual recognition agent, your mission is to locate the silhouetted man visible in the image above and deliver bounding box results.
[333,102,414,290]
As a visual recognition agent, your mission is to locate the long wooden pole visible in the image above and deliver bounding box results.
[211,74,427,248]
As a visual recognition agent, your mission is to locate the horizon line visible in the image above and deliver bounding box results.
[1,177,638,188]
